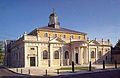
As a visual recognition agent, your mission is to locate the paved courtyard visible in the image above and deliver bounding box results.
[0,65,120,78]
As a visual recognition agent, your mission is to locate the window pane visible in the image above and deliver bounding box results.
[55,34,57,37]
[63,35,66,38]
[91,51,95,58]
[54,51,59,59]
[71,35,74,39]
[30,48,35,50]
[44,33,48,37]
[43,50,48,59]
[78,36,80,39]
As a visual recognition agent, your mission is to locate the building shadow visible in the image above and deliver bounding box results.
[93,51,111,64]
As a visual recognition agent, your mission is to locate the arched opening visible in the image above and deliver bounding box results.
[64,51,69,65]
[54,50,59,59]
[91,51,95,58]
[75,53,78,64]
[43,50,48,59]
[65,51,69,59]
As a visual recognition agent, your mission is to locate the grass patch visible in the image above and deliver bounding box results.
[105,64,115,66]
[58,66,95,71]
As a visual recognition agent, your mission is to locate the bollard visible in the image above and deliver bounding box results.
[28,69,30,74]
[57,69,59,74]
[72,61,74,72]
[45,69,47,76]
[115,60,117,69]
[103,60,105,70]
[21,69,22,74]
[89,61,91,71]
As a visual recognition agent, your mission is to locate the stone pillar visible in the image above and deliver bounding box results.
[50,44,53,67]
[80,47,83,64]
[88,47,91,63]
[35,46,38,67]
[60,46,64,66]
[38,44,42,67]
[78,47,81,64]
[85,47,89,64]
[73,48,75,62]
[24,43,29,67]
[38,45,41,67]
[83,47,87,64]
[72,47,74,62]
[95,47,98,64]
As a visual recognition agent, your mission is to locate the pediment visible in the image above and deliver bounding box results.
[89,40,100,45]
[50,37,65,43]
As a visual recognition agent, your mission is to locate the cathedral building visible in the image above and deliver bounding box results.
[5,10,112,68]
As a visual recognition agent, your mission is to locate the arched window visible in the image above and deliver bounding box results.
[71,35,74,39]
[65,51,69,59]
[54,34,57,37]
[43,50,48,59]
[78,36,81,39]
[44,33,48,37]
[63,35,66,38]
[54,51,59,59]
[98,51,102,58]
[91,51,95,58]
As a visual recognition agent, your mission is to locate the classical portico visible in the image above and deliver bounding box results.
[71,41,88,65]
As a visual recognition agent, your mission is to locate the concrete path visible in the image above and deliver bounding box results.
[50,69,120,78]
[0,66,29,77]
[0,66,120,78]
[8,64,120,76]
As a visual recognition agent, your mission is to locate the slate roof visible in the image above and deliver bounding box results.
[37,26,87,35]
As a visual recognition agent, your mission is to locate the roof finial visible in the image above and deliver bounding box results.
[48,8,60,29]
[52,8,55,13]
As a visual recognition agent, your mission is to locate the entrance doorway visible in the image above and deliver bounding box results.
[75,53,78,64]
[30,57,36,66]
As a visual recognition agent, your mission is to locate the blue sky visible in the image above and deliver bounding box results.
[0,0,120,45]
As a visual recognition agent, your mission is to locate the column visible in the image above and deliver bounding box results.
[80,47,83,64]
[37,43,42,67]
[72,48,75,63]
[60,46,64,66]
[87,46,89,63]
[50,44,53,67]
[38,45,41,67]
[88,46,91,63]
[85,47,89,64]
[71,47,74,62]
[24,43,29,67]
[95,47,98,64]
[83,47,86,64]
[78,47,81,64]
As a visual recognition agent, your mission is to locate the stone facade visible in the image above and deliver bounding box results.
[5,11,112,68]
[88,39,111,64]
